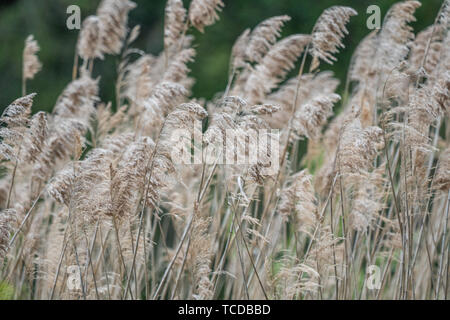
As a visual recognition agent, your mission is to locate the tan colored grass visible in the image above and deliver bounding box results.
[0,0,449,300]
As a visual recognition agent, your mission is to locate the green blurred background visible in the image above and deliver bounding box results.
[0,0,443,113]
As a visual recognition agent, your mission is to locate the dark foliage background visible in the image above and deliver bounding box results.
[0,0,443,113]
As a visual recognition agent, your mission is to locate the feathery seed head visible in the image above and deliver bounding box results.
[293,93,340,139]
[245,15,291,64]
[97,0,137,55]
[310,6,357,71]
[189,0,224,33]
[245,34,311,103]
[230,28,251,71]
[164,0,187,49]
[77,16,103,61]
[21,111,48,163]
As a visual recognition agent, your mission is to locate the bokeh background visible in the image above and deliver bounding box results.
[0,0,443,113]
